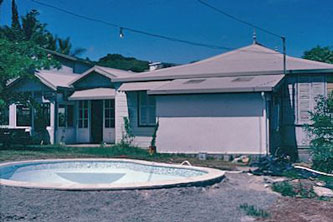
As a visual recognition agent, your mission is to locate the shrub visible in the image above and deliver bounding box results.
[272,181,296,197]
[150,120,159,147]
[239,204,270,218]
[305,92,333,173]
[120,117,134,147]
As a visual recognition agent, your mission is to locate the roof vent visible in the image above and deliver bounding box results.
[149,62,163,71]
[232,77,254,82]
[184,79,206,84]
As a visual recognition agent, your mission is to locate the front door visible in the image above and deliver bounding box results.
[91,100,103,143]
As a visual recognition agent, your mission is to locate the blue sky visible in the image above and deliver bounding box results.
[1,0,332,64]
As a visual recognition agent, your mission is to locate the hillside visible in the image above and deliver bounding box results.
[95,54,176,72]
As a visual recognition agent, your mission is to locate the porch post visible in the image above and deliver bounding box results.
[9,104,16,127]
[50,102,56,144]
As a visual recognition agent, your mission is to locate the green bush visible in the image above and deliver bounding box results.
[120,117,134,146]
[239,204,270,218]
[305,92,333,174]
[272,181,296,197]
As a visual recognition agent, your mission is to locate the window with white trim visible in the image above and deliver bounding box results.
[104,100,115,128]
[36,103,50,127]
[16,104,32,126]
[138,91,156,126]
[78,101,88,128]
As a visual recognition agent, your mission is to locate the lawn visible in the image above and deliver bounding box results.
[0,144,238,170]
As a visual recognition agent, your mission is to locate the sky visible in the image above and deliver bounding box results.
[1,0,332,64]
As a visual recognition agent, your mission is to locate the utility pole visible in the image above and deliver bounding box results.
[282,36,286,75]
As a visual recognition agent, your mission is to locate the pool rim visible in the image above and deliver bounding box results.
[0,158,225,191]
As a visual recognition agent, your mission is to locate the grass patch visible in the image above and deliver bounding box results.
[0,144,237,170]
[282,168,333,191]
[272,180,318,199]
[272,181,297,197]
[239,203,270,218]
[317,175,333,190]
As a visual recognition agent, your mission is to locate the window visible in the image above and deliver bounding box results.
[67,105,74,127]
[328,75,333,94]
[297,75,325,123]
[104,100,115,128]
[138,92,156,126]
[0,105,9,125]
[35,103,50,128]
[58,104,74,127]
[58,105,66,127]
[16,104,31,126]
[78,101,88,128]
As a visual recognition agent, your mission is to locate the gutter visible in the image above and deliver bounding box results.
[147,87,274,95]
[112,69,333,83]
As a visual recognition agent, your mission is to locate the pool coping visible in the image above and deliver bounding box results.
[0,158,225,191]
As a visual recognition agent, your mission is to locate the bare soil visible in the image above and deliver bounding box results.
[258,197,333,222]
[1,170,332,222]
[0,173,276,222]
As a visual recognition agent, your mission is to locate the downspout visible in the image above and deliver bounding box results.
[261,92,269,155]
[265,94,270,155]
[53,97,58,145]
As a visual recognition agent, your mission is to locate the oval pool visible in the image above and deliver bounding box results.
[0,159,225,190]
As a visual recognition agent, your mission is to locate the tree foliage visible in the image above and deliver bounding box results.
[305,92,333,173]
[96,53,176,72]
[11,0,20,30]
[96,54,150,72]
[0,38,60,108]
[56,37,86,56]
[303,46,333,64]
[1,5,85,56]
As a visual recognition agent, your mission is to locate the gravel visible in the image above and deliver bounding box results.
[0,173,278,222]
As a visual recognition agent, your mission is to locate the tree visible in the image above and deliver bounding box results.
[57,37,86,56]
[11,0,21,29]
[303,46,333,64]
[0,38,59,109]
[305,92,333,173]
[97,54,150,72]
[20,10,56,48]
[2,6,85,57]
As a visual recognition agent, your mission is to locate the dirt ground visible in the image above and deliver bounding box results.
[259,197,333,222]
[1,173,332,222]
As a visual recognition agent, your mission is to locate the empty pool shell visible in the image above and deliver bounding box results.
[0,159,225,191]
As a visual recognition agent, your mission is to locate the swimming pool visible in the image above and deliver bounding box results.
[0,159,225,190]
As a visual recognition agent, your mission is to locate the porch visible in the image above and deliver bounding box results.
[3,88,116,145]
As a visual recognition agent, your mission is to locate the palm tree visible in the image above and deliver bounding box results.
[11,0,21,29]
[0,0,3,22]
[57,37,86,56]
[1,4,86,57]
[57,37,71,55]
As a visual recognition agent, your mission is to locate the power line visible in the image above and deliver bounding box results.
[30,0,280,55]
[197,0,286,73]
[197,0,283,38]
[30,0,231,50]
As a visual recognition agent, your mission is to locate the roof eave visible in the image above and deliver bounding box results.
[147,87,274,95]
[44,49,92,65]
[112,70,284,83]
[35,74,57,91]
[288,68,333,74]
[68,66,116,86]
[113,68,333,83]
